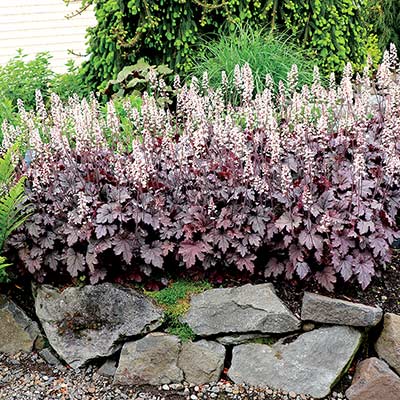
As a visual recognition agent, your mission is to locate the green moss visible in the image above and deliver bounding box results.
[252,336,278,346]
[145,280,212,342]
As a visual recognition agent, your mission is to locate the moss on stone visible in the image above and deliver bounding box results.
[145,280,212,341]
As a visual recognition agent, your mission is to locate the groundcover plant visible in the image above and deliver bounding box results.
[2,45,400,291]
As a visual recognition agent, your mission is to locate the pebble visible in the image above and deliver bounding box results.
[0,352,348,400]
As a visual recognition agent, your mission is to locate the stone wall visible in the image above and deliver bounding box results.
[1,282,399,399]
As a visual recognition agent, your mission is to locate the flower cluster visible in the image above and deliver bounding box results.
[4,47,400,290]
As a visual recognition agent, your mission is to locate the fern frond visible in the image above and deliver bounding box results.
[0,177,31,251]
[0,148,14,187]
[0,256,11,271]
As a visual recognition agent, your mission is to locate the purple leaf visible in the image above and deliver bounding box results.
[96,204,114,224]
[45,253,59,271]
[27,223,43,238]
[357,220,375,235]
[89,268,107,284]
[369,235,389,258]
[298,229,323,251]
[332,232,355,255]
[95,224,107,239]
[179,241,209,268]
[249,215,266,235]
[353,252,375,289]
[289,244,304,262]
[315,266,337,291]
[215,233,230,253]
[275,212,302,232]
[236,255,256,273]
[113,237,134,263]
[141,244,164,268]
[161,241,175,256]
[66,249,85,277]
[265,258,285,277]
[296,261,310,279]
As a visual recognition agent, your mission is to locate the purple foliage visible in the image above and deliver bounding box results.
[3,45,400,290]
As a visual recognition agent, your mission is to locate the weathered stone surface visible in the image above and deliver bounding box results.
[114,333,183,385]
[178,340,225,384]
[183,283,300,336]
[35,284,164,368]
[216,333,271,346]
[97,359,118,378]
[301,292,382,327]
[38,348,63,367]
[114,334,226,386]
[0,295,42,354]
[375,313,400,374]
[346,357,400,400]
[228,325,362,399]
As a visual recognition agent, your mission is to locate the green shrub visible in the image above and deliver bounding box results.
[0,50,54,114]
[0,51,54,142]
[79,0,371,91]
[0,51,87,131]
[191,26,314,95]
[104,59,174,106]
[50,60,88,101]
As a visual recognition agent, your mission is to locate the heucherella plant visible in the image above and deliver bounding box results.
[3,45,400,290]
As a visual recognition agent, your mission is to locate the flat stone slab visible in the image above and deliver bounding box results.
[183,283,300,336]
[228,325,362,399]
[301,292,382,327]
[178,340,225,384]
[114,333,183,386]
[375,313,400,374]
[0,295,42,354]
[114,334,225,386]
[35,283,164,368]
[346,357,400,400]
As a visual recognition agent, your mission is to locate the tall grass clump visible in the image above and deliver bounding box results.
[191,25,314,94]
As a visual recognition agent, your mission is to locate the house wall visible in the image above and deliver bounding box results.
[0,0,96,73]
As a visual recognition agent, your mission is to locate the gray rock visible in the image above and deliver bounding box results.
[375,313,400,374]
[183,283,300,336]
[228,325,362,399]
[38,348,63,368]
[216,333,271,346]
[114,333,183,385]
[35,283,164,368]
[0,295,42,354]
[97,359,118,377]
[301,292,382,327]
[178,340,225,384]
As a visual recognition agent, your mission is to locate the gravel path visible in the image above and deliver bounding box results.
[0,352,347,400]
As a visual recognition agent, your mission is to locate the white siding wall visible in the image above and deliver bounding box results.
[0,0,96,73]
